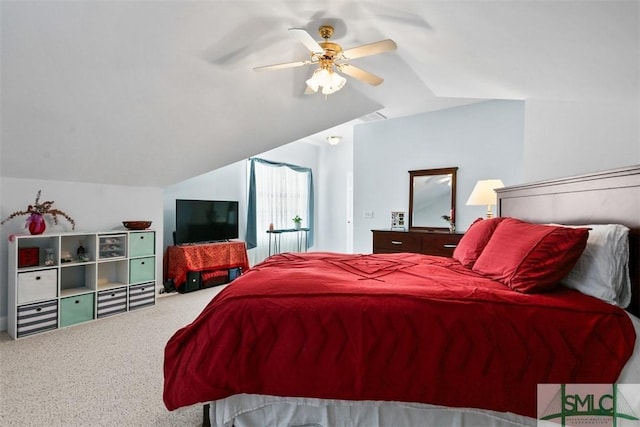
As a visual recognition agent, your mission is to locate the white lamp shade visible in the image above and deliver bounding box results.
[466,179,505,217]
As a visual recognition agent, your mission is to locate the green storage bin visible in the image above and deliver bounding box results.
[129,257,155,284]
[60,293,95,327]
[129,232,155,257]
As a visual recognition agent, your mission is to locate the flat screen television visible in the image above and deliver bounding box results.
[175,199,239,245]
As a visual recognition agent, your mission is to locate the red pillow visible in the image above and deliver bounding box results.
[453,217,505,268]
[472,218,589,293]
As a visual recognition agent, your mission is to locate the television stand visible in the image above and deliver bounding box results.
[164,241,250,292]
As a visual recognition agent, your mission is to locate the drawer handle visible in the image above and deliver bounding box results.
[141,261,145,265]
[391,240,403,245]
[75,300,80,304]
[140,236,145,240]
[35,276,41,280]
[111,293,116,297]
[443,244,458,248]
[36,308,42,312]
[139,287,145,291]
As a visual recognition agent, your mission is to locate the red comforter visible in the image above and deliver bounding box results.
[163,252,635,418]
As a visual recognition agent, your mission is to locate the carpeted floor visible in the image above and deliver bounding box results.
[0,285,225,427]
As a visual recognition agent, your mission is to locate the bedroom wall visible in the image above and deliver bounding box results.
[524,97,640,181]
[0,177,163,331]
[352,100,525,254]
[162,140,328,265]
[162,162,247,251]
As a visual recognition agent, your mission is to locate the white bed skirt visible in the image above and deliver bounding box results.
[208,313,640,427]
[209,394,538,427]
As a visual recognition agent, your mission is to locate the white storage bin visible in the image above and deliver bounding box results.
[17,269,57,304]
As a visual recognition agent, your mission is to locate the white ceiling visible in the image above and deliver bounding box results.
[1,1,638,187]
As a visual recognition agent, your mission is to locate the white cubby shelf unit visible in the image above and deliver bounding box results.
[8,230,156,339]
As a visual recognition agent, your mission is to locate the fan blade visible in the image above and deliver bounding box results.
[342,39,397,60]
[253,60,311,72]
[338,64,384,86]
[288,28,324,54]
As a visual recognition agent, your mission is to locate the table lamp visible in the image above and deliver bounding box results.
[466,179,505,218]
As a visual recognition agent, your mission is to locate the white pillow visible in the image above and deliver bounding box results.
[560,224,631,307]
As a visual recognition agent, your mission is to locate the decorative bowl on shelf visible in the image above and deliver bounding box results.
[122,221,152,230]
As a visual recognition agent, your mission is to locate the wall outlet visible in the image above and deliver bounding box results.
[363,211,374,219]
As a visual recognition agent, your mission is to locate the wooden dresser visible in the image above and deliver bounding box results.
[372,229,464,257]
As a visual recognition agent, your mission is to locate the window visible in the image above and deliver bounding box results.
[246,158,314,264]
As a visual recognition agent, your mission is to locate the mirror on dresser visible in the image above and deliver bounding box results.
[408,167,458,231]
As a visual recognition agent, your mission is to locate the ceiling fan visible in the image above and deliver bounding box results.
[253,25,397,95]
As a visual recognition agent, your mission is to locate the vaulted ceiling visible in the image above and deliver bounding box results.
[1,1,637,187]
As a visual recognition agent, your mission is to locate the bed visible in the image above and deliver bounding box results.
[163,165,640,427]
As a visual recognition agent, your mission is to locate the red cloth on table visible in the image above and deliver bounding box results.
[164,241,250,289]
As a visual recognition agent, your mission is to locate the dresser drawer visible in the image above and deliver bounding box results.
[60,293,95,327]
[97,287,127,318]
[421,233,463,257]
[17,269,58,304]
[129,282,155,310]
[372,231,422,253]
[17,300,58,338]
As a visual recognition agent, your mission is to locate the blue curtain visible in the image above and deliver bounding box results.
[245,158,314,250]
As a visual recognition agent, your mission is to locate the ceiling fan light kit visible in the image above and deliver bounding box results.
[305,64,347,95]
[254,24,397,96]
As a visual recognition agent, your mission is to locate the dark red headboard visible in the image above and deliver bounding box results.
[496,165,640,317]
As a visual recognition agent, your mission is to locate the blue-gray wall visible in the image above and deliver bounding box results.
[353,100,525,253]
